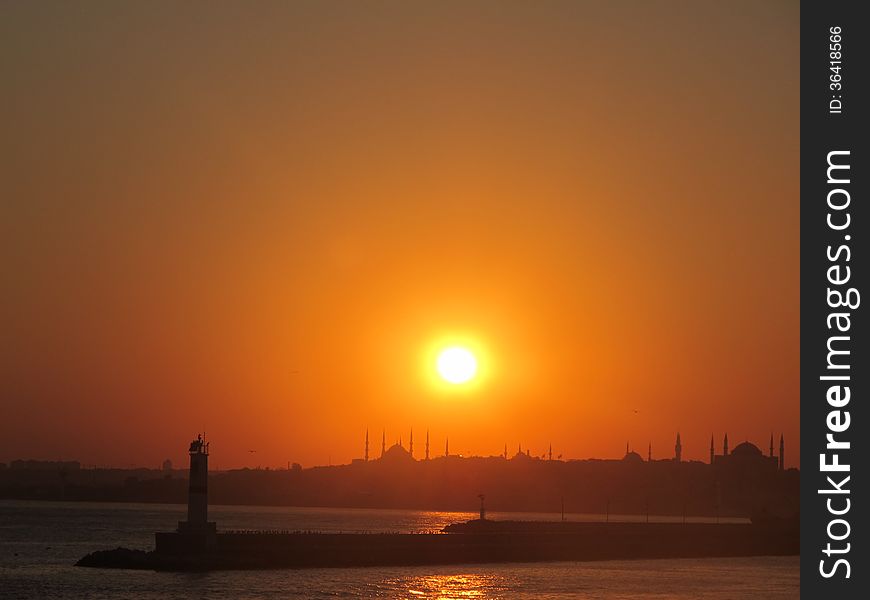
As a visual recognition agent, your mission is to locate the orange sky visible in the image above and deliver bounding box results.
[1,1,799,469]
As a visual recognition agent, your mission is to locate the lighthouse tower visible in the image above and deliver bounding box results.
[155,435,218,555]
[187,435,209,525]
[177,434,217,543]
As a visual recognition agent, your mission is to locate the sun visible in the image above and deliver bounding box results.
[436,347,478,384]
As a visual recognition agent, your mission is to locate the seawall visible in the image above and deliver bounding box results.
[77,520,798,571]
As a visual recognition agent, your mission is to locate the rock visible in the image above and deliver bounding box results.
[75,547,153,569]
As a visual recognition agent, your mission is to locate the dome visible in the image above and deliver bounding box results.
[622,451,644,463]
[731,441,762,457]
[381,443,414,462]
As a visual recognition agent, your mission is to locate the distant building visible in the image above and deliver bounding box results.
[622,442,644,464]
[712,434,782,473]
[381,442,414,464]
[510,443,537,461]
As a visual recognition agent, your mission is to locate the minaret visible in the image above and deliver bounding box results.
[674,432,682,463]
[769,433,774,458]
[381,429,386,458]
[425,429,430,460]
[723,433,729,456]
[503,443,507,459]
[648,442,652,462]
[518,443,522,456]
[548,443,553,461]
[709,434,714,464]
[779,434,785,471]
[409,428,414,458]
[365,429,369,462]
[445,437,449,457]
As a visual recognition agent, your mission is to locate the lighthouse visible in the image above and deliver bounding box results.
[186,435,209,525]
[176,434,217,546]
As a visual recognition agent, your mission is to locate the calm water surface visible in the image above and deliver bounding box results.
[0,500,798,599]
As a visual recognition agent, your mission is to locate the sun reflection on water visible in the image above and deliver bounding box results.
[403,573,505,599]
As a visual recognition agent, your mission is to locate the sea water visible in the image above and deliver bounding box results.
[0,500,798,599]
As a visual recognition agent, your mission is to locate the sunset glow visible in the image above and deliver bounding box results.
[0,2,799,469]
